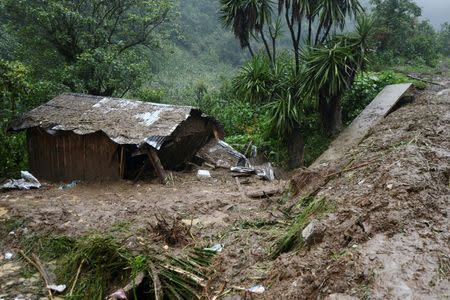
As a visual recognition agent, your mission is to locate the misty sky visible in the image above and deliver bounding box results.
[363,0,450,28]
[414,0,450,27]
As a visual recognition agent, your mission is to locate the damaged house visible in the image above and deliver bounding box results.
[9,93,223,182]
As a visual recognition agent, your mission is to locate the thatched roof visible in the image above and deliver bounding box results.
[11,93,218,149]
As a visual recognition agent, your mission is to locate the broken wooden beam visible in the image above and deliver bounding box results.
[145,147,167,184]
[246,187,282,199]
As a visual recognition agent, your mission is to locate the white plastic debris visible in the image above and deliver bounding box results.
[108,289,127,300]
[47,284,66,293]
[386,183,393,190]
[197,170,211,178]
[5,252,13,260]
[59,180,79,190]
[248,284,265,294]
[1,171,41,190]
[204,244,224,253]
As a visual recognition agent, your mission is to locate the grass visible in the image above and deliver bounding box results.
[21,234,75,261]
[59,234,129,300]
[271,196,333,258]
[16,230,218,300]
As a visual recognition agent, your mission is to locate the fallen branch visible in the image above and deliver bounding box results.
[19,250,54,300]
[246,187,281,198]
[148,263,163,300]
[69,259,85,296]
[405,74,446,87]
[325,159,380,179]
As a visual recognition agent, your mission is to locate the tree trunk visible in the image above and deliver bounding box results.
[286,125,305,169]
[319,96,343,137]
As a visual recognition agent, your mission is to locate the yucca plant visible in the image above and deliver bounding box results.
[300,13,374,136]
[232,53,277,104]
[219,0,275,59]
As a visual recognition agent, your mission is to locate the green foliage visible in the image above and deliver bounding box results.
[2,0,174,96]
[233,54,276,104]
[438,22,450,56]
[21,235,75,261]
[342,70,425,125]
[132,87,167,103]
[370,0,439,66]
[301,14,374,103]
[59,234,130,299]
[0,60,65,180]
[64,48,148,97]
[271,196,332,257]
[233,53,304,138]
[19,231,218,300]
[199,82,288,162]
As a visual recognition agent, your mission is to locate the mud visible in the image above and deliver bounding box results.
[0,170,286,298]
[1,82,449,299]
[268,86,450,299]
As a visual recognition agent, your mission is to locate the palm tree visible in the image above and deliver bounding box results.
[301,13,374,136]
[219,0,275,63]
[314,0,363,45]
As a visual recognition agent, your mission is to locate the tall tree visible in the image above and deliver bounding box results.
[370,0,421,54]
[2,0,174,96]
[219,0,275,64]
[301,14,374,136]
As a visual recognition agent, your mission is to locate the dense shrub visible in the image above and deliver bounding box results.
[342,70,426,125]
[0,60,65,180]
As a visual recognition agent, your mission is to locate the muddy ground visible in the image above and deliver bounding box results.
[1,80,449,299]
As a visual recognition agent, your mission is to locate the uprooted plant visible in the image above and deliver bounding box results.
[150,214,193,246]
[19,232,218,300]
[271,196,333,258]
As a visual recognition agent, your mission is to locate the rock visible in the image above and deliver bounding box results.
[301,220,325,245]
[437,88,450,96]
[197,170,211,178]
[325,293,359,300]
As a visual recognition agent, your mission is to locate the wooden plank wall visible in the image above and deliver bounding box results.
[27,128,121,182]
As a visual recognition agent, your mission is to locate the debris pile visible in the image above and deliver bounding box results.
[1,171,41,190]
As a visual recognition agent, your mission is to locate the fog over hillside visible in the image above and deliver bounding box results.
[362,0,450,28]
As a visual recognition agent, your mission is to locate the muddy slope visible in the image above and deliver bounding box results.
[267,88,450,299]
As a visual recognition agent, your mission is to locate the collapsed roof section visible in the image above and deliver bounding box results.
[10,93,223,150]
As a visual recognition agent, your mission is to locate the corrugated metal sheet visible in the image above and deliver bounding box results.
[11,93,206,150]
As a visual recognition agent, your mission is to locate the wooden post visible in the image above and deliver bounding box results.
[146,147,167,184]
[119,146,125,179]
[212,126,220,142]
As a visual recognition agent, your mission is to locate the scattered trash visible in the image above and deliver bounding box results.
[163,245,169,250]
[47,284,66,293]
[231,284,266,294]
[255,163,275,181]
[197,140,249,169]
[204,244,224,253]
[5,252,13,260]
[231,166,254,175]
[107,272,145,300]
[59,180,79,190]
[386,183,393,190]
[248,284,265,294]
[1,171,41,190]
[231,164,275,181]
[108,289,127,300]
[197,170,211,178]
